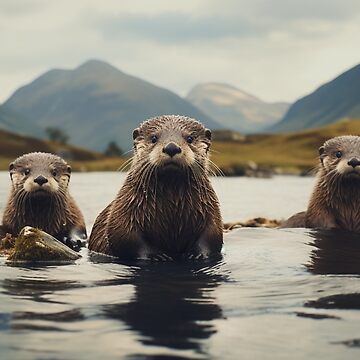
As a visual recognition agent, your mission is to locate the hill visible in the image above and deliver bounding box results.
[0,119,358,174]
[211,119,360,174]
[271,64,360,132]
[0,104,43,138]
[0,128,126,171]
[187,83,289,133]
[3,60,220,151]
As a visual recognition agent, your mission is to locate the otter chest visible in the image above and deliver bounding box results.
[139,187,207,252]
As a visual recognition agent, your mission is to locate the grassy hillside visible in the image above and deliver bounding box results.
[211,119,360,173]
[0,129,126,171]
[0,119,358,174]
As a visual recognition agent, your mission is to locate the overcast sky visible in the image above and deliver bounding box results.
[1,0,360,103]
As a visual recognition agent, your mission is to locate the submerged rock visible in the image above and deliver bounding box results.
[1,227,81,263]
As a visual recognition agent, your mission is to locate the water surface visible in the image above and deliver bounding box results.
[0,172,359,359]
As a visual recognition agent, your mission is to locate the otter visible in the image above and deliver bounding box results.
[2,152,87,250]
[89,115,223,260]
[283,136,360,232]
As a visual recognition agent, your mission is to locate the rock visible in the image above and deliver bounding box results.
[221,162,274,178]
[224,217,283,231]
[4,227,81,263]
[0,233,16,255]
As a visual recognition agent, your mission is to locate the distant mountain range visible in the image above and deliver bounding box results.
[187,83,289,133]
[2,59,360,152]
[3,60,221,151]
[271,64,360,132]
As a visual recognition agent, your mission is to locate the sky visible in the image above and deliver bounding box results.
[1,0,360,103]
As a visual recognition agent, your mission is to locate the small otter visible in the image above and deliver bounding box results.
[89,115,223,260]
[283,136,360,232]
[2,152,87,249]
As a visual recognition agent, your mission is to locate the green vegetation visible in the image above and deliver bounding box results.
[45,127,69,144]
[104,141,123,157]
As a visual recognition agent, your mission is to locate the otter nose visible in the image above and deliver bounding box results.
[348,158,360,168]
[163,142,182,157]
[34,175,48,186]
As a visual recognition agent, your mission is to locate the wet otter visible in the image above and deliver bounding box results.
[89,115,223,260]
[2,152,87,250]
[283,136,360,232]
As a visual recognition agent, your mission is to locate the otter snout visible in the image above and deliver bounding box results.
[163,142,182,157]
[348,158,360,168]
[34,175,48,186]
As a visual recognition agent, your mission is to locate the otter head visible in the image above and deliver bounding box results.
[132,115,212,174]
[319,136,360,178]
[9,152,72,196]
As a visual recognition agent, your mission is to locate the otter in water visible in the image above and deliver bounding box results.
[89,115,223,260]
[2,152,87,250]
[283,136,360,232]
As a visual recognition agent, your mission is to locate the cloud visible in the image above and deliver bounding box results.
[92,0,360,45]
[0,0,47,16]
[97,12,262,44]
[0,0,360,104]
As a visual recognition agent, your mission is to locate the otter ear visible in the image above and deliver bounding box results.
[205,129,212,140]
[67,165,72,174]
[133,128,140,140]
[9,162,14,172]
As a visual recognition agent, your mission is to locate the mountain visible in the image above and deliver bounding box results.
[3,60,221,151]
[186,83,289,133]
[0,104,44,138]
[271,64,360,132]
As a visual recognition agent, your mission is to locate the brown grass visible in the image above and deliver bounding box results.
[0,119,359,172]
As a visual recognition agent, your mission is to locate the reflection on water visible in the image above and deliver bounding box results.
[101,261,226,353]
[0,173,360,359]
[307,229,360,275]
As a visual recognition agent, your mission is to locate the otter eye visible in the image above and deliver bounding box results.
[24,169,30,176]
[52,170,57,177]
[186,136,194,144]
[151,135,158,144]
[335,151,342,158]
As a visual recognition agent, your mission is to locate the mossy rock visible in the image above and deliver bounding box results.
[7,227,81,263]
[0,233,16,256]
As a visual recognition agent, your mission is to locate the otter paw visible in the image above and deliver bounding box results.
[183,253,206,261]
[65,238,86,252]
[148,253,174,262]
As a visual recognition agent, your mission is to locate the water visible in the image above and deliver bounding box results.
[1,172,360,359]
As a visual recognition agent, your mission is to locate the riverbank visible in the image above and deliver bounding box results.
[0,119,358,174]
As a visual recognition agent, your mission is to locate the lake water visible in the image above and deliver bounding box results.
[1,172,360,359]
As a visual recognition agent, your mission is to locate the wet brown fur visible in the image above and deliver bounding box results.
[283,136,360,232]
[89,115,223,260]
[2,152,87,241]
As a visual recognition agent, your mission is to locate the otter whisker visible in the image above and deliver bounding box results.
[118,156,134,172]
[207,158,225,177]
